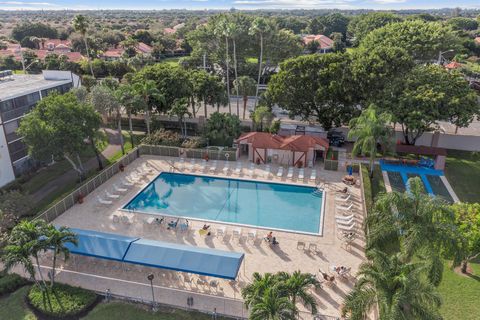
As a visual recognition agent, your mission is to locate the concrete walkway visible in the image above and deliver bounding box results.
[31,128,123,203]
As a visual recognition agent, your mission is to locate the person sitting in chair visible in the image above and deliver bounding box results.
[202,224,210,231]
[271,237,279,246]
[167,218,179,230]
[264,231,273,242]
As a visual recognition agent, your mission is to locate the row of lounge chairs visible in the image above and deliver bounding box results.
[335,191,357,234]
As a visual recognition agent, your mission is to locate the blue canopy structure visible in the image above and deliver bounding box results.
[64,228,139,261]
[123,238,244,280]
[63,228,244,280]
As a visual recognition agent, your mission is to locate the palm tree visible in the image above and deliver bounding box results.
[242,272,279,309]
[342,250,442,320]
[133,80,165,135]
[72,14,95,78]
[3,241,37,285]
[215,16,232,114]
[276,271,320,314]
[115,84,143,149]
[227,18,241,117]
[367,177,461,285]
[348,105,392,176]
[45,225,77,288]
[233,76,257,120]
[168,98,191,138]
[250,287,296,320]
[250,17,270,109]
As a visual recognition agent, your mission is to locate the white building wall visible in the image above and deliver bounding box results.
[0,126,15,188]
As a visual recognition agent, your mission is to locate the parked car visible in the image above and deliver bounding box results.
[327,129,345,147]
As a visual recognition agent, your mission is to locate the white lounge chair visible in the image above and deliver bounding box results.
[335,214,355,221]
[277,167,284,177]
[310,170,317,182]
[105,190,120,199]
[335,194,351,202]
[97,195,112,206]
[247,230,257,242]
[287,167,294,179]
[308,243,318,253]
[142,162,154,173]
[298,168,304,180]
[178,158,185,171]
[249,163,255,177]
[336,217,355,225]
[222,162,230,174]
[216,226,226,238]
[113,183,127,193]
[188,158,196,171]
[121,178,134,187]
[337,203,354,211]
[129,172,141,182]
[233,228,242,240]
[234,163,242,175]
[337,222,356,231]
[308,160,313,168]
[209,160,218,173]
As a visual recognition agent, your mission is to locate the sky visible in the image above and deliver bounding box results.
[0,0,479,11]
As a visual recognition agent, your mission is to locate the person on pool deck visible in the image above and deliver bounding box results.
[167,218,179,229]
[271,237,279,245]
[202,224,210,231]
[264,231,273,242]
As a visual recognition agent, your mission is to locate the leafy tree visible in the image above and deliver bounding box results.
[447,17,479,31]
[115,84,143,148]
[359,20,460,61]
[348,105,393,176]
[121,37,139,58]
[11,22,57,41]
[452,203,480,274]
[251,106,274,132]
[264,29,303,65]
[276,271,320,315]
[267,53,356,131]
[72,15,95,77]
[233,76,256,120]
[132,29,154,45]
[250,288,296,320]
[305,40,320,54]
[132,80,165,135]
[331,32,346,53]
[347,12,402,46]
[275,16,308,34]
[45,225,77,287]
[18,92,101,180]
[366,178,461,285]
[318,13,350,39]
[381,65,479,145]
[168,98,191,138]
[204,112,241,146]
[306,17,324,35]
[342,250,442,320]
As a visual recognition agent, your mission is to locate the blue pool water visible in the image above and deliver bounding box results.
[123,172,324,234]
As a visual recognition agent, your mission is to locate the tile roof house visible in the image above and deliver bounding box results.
[102,42,153,60]
[302,35,334,53]
[0,40,84,63]
[235,132,329,167]
[444,61,463,70]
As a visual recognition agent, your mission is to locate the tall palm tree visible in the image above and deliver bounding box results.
[250,17,270,109]
[215,16,232,114]
[133,80,165,135]
[276,271,320,314]
[348,105,393,176]
[227,18,241,117]
[3,241,37,285]
[342,250,442,320]
[45,225,77,288]
[115,84,143,148]
[242,272,279,309]
[250,287,296,320]
[72,14,95,78]
[367,177,461,285]
[233,76,257,120]
[168,98,191,138]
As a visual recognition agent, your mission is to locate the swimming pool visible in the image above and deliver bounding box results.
[123,172,325,235]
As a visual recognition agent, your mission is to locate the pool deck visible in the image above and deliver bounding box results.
[31,156,366,319]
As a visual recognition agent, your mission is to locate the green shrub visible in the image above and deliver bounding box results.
[141,129,182,147]
[28,283,98,318]
[0,273,29,296]
[181,136,207,149]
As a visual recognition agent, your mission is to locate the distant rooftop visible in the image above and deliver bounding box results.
[0,70,75,101]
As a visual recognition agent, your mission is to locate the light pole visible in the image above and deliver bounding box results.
[437,49,454,65]
[147,273,157,311]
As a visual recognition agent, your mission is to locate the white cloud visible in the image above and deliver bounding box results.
[0,1,56,5]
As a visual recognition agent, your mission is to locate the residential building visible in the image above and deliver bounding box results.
[0,70,81,187]
[102,42,153,60]
[0,40,84,63]
[302,34,334,53]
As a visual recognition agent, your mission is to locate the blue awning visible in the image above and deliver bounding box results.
[64,228,139,261]
[62,228,244,279]
[123,238,244,280]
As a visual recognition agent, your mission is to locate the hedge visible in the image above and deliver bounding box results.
[0,273,29,296]
[361,164,374,214]
[27,283,98,319]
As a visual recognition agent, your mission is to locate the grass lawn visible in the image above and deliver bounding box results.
[159,57,181,67]
[438,261,480,320]
[444,150,480,203]
[0,286,35,320]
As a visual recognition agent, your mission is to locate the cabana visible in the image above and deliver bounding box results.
[235,132,329,167]
[63,228,244,280]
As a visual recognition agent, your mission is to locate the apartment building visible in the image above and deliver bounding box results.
[0,70,80,187]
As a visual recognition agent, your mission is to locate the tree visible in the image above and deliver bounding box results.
[447,17,479,31]
[342,250,442,320]
[72,15,95,77]
[215,15,232,114]
[115,84,143,148]
[18,92,101,180]
[227,17,242,116]
[267,53,356,131]
[347,12,402,46]
[318,13,349,39]
[331,32,346,53]
[11,22,57,41]
[242,272,279,309]
[366,177,461,285]
[45,225,77,288]
[359,20,460,61]
[133,80,165,135]
[381,65,479,145]
[251,106,274,132]
[250,17,271,108]
[452,203,480,274]
[204,112,241,147]
[121,37,139,58]
[168,98,191,138]
[348,105,393,176]
[233,76,256,120]
[250,288,296,320]
[276,271,320,315]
